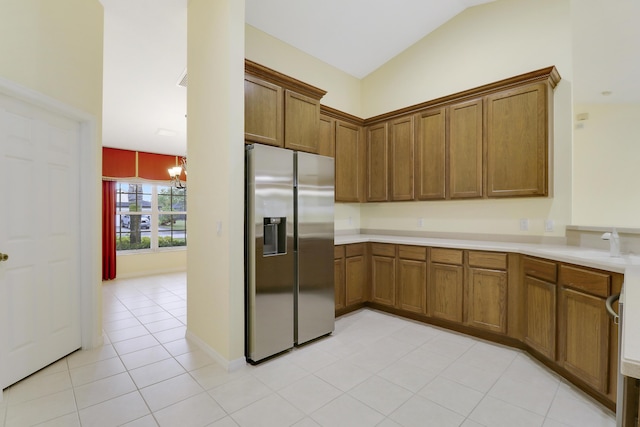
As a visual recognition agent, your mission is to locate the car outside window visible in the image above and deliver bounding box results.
[115,182,187,252]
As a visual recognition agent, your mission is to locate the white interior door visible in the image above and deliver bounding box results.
[0,92,82,391]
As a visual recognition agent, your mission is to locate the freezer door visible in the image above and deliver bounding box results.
[296,151,335,345]
[246,144,295,363]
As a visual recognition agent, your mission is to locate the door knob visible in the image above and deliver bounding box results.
[0,253,8,262]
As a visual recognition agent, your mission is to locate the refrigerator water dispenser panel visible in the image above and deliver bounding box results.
[263,217,287,256]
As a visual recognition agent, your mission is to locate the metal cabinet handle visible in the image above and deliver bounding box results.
[606,293,620,324]
[0,252,8,262]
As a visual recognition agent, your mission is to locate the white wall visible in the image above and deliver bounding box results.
[572,104,640,227]
[358,0,573,239]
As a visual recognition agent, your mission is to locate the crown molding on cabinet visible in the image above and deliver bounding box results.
[364,65,560,126]
[245,59,327,100]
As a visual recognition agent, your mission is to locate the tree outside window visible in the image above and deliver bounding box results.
[115,182,187,252]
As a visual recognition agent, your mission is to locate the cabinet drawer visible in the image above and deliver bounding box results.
[398,245,427,261]
[558,264,610,298]
[371,243,396,257]
[523,256,557,283]
[346,243,366,258]
[431,248,463,265]
[334,245,345,259]
[468,251,507,270]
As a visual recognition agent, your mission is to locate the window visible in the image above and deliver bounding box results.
[115,182,187,252]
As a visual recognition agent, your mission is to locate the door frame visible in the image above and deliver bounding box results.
[0,78,102,363]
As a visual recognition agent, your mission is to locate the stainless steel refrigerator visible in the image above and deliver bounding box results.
[245,143,335,364]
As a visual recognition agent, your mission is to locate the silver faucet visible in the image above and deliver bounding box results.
[601,228,621,257]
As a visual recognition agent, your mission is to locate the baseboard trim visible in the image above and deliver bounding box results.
[113,267,187,280]
[185,330,246,372]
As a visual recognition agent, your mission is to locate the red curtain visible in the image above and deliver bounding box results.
[102,180,117,280]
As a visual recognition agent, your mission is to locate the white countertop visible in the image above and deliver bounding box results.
[336,233,640,378]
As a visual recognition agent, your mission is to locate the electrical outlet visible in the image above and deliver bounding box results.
[519,218,529,231]
[347,216,353,226]
[545,219,554,232]
[417,217,424,227]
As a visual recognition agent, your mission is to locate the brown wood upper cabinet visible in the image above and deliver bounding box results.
[449,99,483,199]
[244,61,326,154]
[335,121,365,202]
[358,66,559,203]
[389,115,415,201]
[415,108,446,200]
[245,75,283,147]
[284,90,320,153]
[318,114,336,158]
[366,122,389,202]
[486,82,550,197]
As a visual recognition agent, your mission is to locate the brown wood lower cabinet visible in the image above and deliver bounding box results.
[523,256,558,360]
[558,286,610,393]
[371,244,396,307]
[334,244,367,311]
[334,246,346,311]
[467,267,507,334]
[429,248,464,322]
[524,275,556,359]
[345,255,367,306]
[466,251,508,334]
[398,246,427,314]
[333,243,622,410]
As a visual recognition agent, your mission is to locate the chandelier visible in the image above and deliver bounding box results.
[168,157,187,189]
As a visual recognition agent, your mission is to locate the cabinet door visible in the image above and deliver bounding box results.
[398,258,426,314]
[389,116,415,201]
[284,90,320,153]
[366,122,389,202]
[524,275,556,359]
[486,82,548,197]
[415,108,446,200]
[334,257,345,311]
[345,255,366,306]
[244,75,283,147]
[335,121,364,202]
[467,267,507,334]
[319,114,335,158]
[429,263,463,322]
[371,255,396,307]
[448,99,483,199]
[559,287,609,393]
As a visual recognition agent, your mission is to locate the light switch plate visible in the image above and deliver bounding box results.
[545,219,554,232]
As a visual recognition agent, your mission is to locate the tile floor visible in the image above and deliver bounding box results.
[0,272,616,427]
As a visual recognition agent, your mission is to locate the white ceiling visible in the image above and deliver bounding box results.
[100,0,640,157]
[245,0,495,79]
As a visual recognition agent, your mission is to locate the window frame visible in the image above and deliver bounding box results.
[115,181,187,254]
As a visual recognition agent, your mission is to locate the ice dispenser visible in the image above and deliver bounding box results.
[263,217,287,256]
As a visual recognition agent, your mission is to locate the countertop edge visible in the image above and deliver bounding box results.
[334,234,639,273]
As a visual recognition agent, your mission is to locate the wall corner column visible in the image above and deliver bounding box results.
[186,0,246,367]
